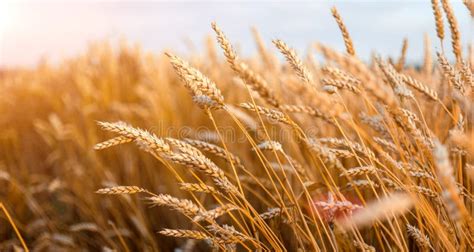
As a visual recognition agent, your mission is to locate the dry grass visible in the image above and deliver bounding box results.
[0,3,473,251]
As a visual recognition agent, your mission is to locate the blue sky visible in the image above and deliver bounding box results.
[0,1,472,66]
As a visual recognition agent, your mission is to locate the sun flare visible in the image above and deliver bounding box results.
[0,1,20,35]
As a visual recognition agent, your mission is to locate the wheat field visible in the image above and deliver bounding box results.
[0,1,473,251]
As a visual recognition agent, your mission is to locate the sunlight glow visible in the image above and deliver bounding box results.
[0,1,20,35]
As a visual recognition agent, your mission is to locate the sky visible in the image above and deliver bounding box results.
[0,0,472,67]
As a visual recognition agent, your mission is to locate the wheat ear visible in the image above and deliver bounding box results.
[212,22,281,107]
[183,138,244,169]
[94,136,133,150]
[96,186,149,195]
[396,38,408,71]
[406,224,433,250]
[179,183,222,195]
[331,6,356,56]
[147,194,203,217]
[431,0,445,42]
[159,229,210,240]
[273,39,313,84]
[166,52,224,109]
[441,0,462,63]
[193,204,238,222]
[240,102,292,125]
[96,121,171,154]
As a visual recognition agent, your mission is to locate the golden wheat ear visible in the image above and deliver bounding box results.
[331,6,356,56]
